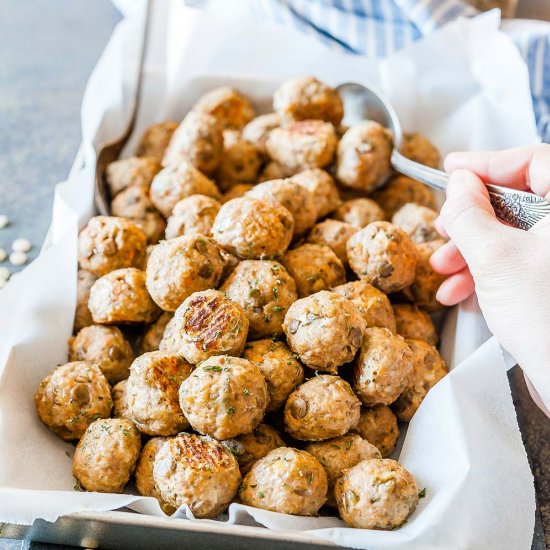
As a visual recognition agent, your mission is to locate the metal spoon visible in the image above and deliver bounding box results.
[336,82,550,231]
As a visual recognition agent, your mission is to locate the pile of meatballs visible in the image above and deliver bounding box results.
[35,76,448,531]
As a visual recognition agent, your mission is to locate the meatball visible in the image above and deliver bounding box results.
[283,291,366,373]
[306,433,381,507]
[160,290,248,364]
[273,76,344,126]
[146,234,224,312]
[347,221,417,294]
[266,120,337,173]
[371,175,437,219]
[212,197,294,260]
[333,198,385,229]
[153,433,241,518]
[258,161,295,182]
[336,121,392,192]
[240,447,327,515]
[402,240,447,311]
[393,304,437,346]
[335,458,418,529]
[354,327,414,406]
[401,131,440,168]
[351,405,400,458]
[69,325,133,384]
[179,355,268,440]
[138,312,174,354]
[136,121,178,161]
[111,185,166,244]
[162,111,223,176]
[290,168,341,220]
[284,375,361,440]
[73,418,141,493]
[220,260,297,339]
[127,350,193,436]
[221,423,285,474]
[77,216,147,277]
[216,139,262,190]
[89,268,160,324]
[306,219,358,264]
[112,379,131,421]
[221,183,254,203]
[74,269,97,332]
[165,195,221,239]
[393,338,447,421]
[392,203,440,243]
[243,339,304,412]
[193,86,255,130]
[106,157,161,197]
[241,113,281,157]
[150,161,221,218]
[135,437,172,510]
[332,280,396,331]
[246,179,317,238]
[35,361,112,441]
[281,243,345,298]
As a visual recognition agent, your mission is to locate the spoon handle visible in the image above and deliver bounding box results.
[391,151,550,230]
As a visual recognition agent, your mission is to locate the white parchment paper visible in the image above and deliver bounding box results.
[0,2,538,548]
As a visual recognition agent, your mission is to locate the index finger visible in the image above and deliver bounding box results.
[444,144,550,200]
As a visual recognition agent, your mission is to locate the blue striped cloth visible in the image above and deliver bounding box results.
[247,0,550,142]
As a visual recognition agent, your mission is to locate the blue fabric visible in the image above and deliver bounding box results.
[249,0,550,142]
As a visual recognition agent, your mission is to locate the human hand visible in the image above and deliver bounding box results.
[431,145,550,412]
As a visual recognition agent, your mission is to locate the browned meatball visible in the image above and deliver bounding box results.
[112,379,131,421]
[333,280,396,331]
[351,405,400,457]
[401,131,440,168]
[111,185,166,244]
[106,157,161,197]
[334,198,385,229]
[146,234,224,312]
[258,161,295,182]
[283,291,366,373]
[306,219,358,264]
[35,361,112,441]
[162,111,223,176]
[89,268,161,324]
[242,113,281,157]
[290,168,341,220]
[221,423,285,474]
[74,269,97,332]
[354,327,413,406]
[243,339,304,412]
[136,121,178,161]
[402,239,447,311]
[393,338,447,421]
[392,202,440,243]
[77,216,147,277]
[220,260,297,339]
[393,304,437,345]
[135,437,172,510]
[138,312,173,354]
[160,290,249,364]
[371,174,437,219]
[212,197,294,260]
[266,120,337,173]
[216,139,262,190]
[347,221,417,294]
[179,355,268,440]
[273,76,344,125]
[281,243,345,298]
[284,375,361,441]
[69,325,133,384]
[221,183,255,203]
[193,87,255,130]
[165,195,221,239]
[73,418,141,493]
[336,121,392,192]
[149,161,221,218]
